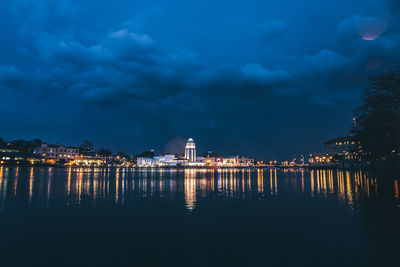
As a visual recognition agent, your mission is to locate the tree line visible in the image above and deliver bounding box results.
[353,64,400,164]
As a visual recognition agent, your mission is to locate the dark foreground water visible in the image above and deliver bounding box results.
[0,167,399,266]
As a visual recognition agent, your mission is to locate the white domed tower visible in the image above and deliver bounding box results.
[185,138,196,162]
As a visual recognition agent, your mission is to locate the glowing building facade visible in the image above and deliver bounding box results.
[34,143,79,160]
[185,138,196,162]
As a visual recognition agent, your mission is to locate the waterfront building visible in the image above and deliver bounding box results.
[323,136,361,161]
[196,156,205,163]
[176,158,189,166]
[308,153,334,166]
[137,157,157,167]
[34,143,80,162]
[203,157,215,166]
[0,151,41,165]
[324,136,356,152]
[222,157,237,167]
[69,155,108,167]
[203,156,254,167]
[237,157,255,166]
[137,154,192,167]
[204,157,222,166]
[0,148,19,153]
[308,135,362,168]
[154,154,178,166]
[185,138,196,162]
[187,158,205,167]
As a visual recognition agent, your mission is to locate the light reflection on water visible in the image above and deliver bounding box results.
[0,167,398,212]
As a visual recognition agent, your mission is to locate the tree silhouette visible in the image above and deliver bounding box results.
[354,65,400,162]
[80,140,94,155]
[136,151,155,158]
[0,137,6,148]
[31,139,42,148]
[98,148,112,157]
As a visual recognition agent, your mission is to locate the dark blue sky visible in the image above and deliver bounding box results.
[0,0,399,159]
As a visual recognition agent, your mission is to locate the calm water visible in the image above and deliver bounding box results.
[0,167,399,266]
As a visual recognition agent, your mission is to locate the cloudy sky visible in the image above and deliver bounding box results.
[0,0,399,159]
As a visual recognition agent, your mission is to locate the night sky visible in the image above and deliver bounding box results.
[1,0,399,159]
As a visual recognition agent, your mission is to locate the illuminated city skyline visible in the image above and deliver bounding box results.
[1,1,399,160]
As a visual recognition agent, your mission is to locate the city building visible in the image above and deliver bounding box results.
[309,135,362,168]
[196,156,205,163]
[222,157,238,167]
[185,138,196,162]
[68,155,109,167]
[0,151,41,165]
[34,143,80,162]
[154,154,179,166]
[237,157,255,166]
[203,155,254,167]
[308,153,334,166]
[204,157,222,166]
[323,136,360,158]
[0,148,19,153]
[322,136,363,163]
[137,154,191,167]
[137,157,157,167]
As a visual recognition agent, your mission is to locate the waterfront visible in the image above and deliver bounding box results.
[0,167,399,266]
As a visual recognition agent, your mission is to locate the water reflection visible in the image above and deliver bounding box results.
[0,167,398,212]
[29,167,34,203]
[184,169,197,211]
[395,178,400,207]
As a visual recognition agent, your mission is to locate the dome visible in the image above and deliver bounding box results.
[185,138,196,149]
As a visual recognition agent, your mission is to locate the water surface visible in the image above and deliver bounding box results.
[0,167,399,266]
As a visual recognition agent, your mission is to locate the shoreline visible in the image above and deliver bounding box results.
[1,164,398,171]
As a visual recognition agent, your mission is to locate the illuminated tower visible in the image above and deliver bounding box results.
[185,138,196,162]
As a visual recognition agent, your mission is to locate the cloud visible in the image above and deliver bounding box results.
[5,18,290,105]
[4,14,398,111]
[258,19,288,39]
[108,30,154,46]
[4,0,398,109]
[296,49,349,74]
[240,63,290,84]
[0,65,24,89]
[11,0,79,36]
[8,26,194,103]
[309,95,336,106]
